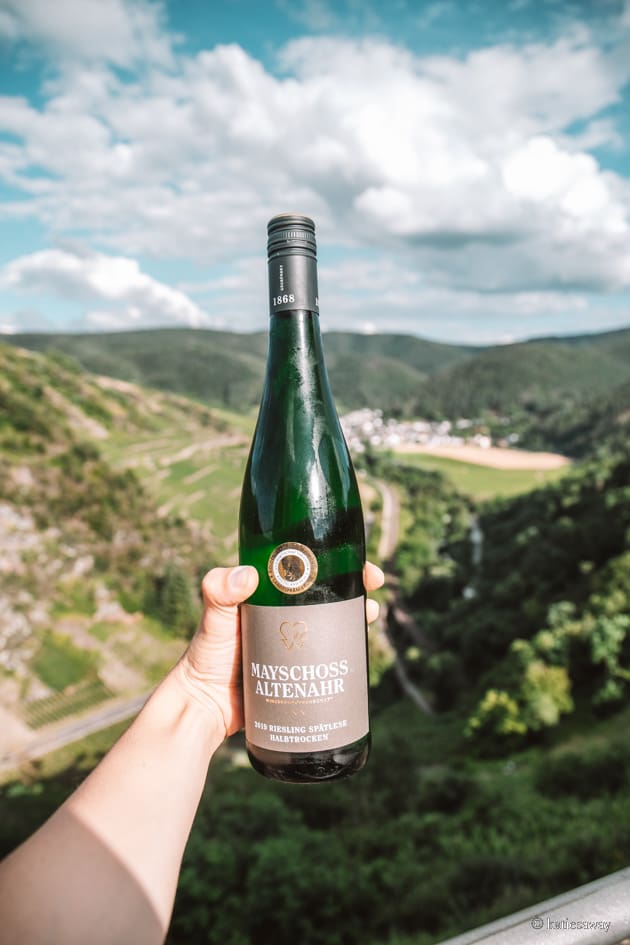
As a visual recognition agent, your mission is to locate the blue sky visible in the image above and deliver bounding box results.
[0,0,629,343]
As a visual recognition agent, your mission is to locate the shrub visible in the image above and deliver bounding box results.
[416,767,476,814]
[535,745,630,800]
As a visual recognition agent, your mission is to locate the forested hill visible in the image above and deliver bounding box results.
[524,379,630,458]
[2,340,630,945]
[385,445,630,743]
[412,333,630,455]
[8,328,475,415]
[9,325,630,454]
[548,325,630,362]
[413,335,630,418]
[0,342,222,671]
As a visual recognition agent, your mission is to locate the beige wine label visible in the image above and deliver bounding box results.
[241,596,369,753]
[267,542,318,594]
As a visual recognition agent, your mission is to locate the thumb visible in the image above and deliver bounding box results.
[174,565,259,737]
[201,565,259,612]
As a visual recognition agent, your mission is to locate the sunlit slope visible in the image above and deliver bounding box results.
[9,327,474,413]
[0,343,243,738]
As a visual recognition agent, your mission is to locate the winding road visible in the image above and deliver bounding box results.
[0,693,151,776]
[374,479,433,716]
[377,479,400,564]
[1,474,432,777]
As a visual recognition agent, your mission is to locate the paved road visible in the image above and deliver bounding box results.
[374,480,433,716]
[2,474,428,775]
[0,693,151,775]
[377,479,400,563]
[392,654,433,715]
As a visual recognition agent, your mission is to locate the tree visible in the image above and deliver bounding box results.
[160,564,198,636]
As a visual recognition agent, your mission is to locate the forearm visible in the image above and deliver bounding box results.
[0,670,223,945]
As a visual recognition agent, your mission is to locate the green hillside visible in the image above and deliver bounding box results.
[9,327,474,414]
[524,378,630,457]
[9,329,269,411]
[543,325,630,365]
[405,331,630,455]
[326,352,426,411]
[10,326,629,451]
[0,343,231,727]
[324,330,476,373]
[1,342,629,945]
[386,447,630,738]
[3,441,630,945]
[391,450,568,500]
[415,337,630,419]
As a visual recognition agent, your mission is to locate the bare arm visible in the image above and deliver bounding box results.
[0,565,258,945]
[0,562,383,945]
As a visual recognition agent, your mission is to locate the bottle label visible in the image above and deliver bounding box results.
[268,253,319,313]
[241,596,369,753]
[267,542,318,594]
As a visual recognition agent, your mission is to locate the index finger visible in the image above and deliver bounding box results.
[363,561,385,592]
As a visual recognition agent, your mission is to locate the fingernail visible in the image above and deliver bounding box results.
[229,565,256,592]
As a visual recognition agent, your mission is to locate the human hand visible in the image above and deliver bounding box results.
[172,562,385,740]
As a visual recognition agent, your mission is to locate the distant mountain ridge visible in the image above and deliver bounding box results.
[8,325,630,455]
[535,325,630,362]
[414,336,630,416]
[412,329,630,454]
[8,328,476,414]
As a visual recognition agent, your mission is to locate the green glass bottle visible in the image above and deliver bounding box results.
[239,213,370,783]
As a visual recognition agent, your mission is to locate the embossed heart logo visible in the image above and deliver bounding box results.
[279,620,308,650]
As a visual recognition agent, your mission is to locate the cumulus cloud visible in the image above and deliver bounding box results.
[172,251,596,341]
[314,256,592,341]
[278,0,341,32]
[0,0,174,67]
[0,1,629,337]
[1,248,214,329]
[277,0,384,34]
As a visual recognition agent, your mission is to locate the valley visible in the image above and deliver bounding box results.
[0,331,628,945]
[8,324,630,457]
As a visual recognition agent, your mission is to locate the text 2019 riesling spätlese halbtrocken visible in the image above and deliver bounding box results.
[239,213,370,783]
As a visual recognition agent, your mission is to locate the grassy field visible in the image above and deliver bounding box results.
[102,420,569,562]
[20,611,185,732]
[392,450,570,500]
[102,411,253,561]
[0,720,131,787]
[23,680,112,729]
[32,634,100,692]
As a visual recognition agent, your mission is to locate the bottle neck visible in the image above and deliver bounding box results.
[263,248,337,423]
[268,249,318,317]
[258,311,345,467]
[264,309,329,405]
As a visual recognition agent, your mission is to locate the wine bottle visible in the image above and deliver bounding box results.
[239,213,370,783]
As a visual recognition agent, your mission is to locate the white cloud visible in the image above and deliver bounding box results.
[316,256,591,333]
[501,136,628,245]
[193,251,596,340]
[1,248,214,329]
[414,2,455,29]
[0,0,174,67]
[277,0,382,34]
[559,117,624,153]
[277,0,339,32]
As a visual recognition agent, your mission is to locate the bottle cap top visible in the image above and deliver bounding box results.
[267,213,317,259]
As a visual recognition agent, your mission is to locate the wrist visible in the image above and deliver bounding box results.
[156,667,227,757]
